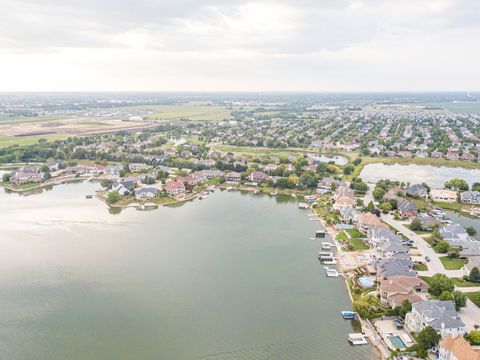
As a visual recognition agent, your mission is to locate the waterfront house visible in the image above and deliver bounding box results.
[134,187,158,200]
[356,213,387,233]
[438,335,480,360]
[405,301,466,337]
[379,241,410,259]
[333,185,355,201]
[165,180,185,196]
[416,216,440,231]
[340,207,360,223]
[333,196,355,211]
[248,171,269,183]
[9,171,46,185]
[47,160,65,172]
[112,180,135,195]
[406,184,429,199]
[430,189,458,203]
[460,191,480,205]
[224,171,241,184]
[378,276,429,307]
[375,259,416,280]
[367,228,403,247]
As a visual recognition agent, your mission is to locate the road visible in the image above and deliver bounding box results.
[380,213,466,277]
[363,183,375,207]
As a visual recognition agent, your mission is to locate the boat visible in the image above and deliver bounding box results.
[348,333,368,345]
[321,242,332,250]
[198,191,209,200]
[322,259,337,265]
[315,230,326,238]
[341,311,356,320]
[298,202,309,209]
[85,195,93,199]
[325,268,339,277]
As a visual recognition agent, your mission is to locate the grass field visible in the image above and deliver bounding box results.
[0,134,69,148]
[439,256,468,270]
[414,263,428,271]
[466,292,480,308]
[116,104,250,122]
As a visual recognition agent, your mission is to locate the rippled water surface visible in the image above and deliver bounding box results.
[0,182,374,360]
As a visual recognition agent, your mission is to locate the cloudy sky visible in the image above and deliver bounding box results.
[0,0,479,91]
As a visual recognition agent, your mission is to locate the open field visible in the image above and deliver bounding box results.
[0,134,70,148]
[116,104,251,121]
[439,256,468,270]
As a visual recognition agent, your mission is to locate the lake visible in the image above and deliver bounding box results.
[360,163,480,188]
[0,182,374,360]
[313,154,348,166]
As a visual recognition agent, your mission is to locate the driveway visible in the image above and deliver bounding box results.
[380,213,466,277]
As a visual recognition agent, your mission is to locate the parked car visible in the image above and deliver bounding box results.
[393,319,404,329]
[425,256,431,262]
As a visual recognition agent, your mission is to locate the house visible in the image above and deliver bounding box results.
[334,185,355,201]
[461,191,480,205]
[406,184,428,199]
[405,301,466,337]
[333,196,355,211]
[438,335,480,360]
[112,180,135,195]
[356,213,387,233]
[368,228,403,247]
[396,198,418,218]
[318,177,342,190]
[9,171,46,185]
[378,276,429,307]
[416,216,440,231]
[379,241,410,259]
[164,180,185,196]
[340,207,360,223]
[439,223,469,242]
[224,171,241,183]
[129,163,150,173]
[248,171,269,183]
[430,189,458,203]
[375,259,416,280]
[134,187,158,200]
[47,160,65,172]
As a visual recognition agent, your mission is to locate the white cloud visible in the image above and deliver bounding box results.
[0,0,478,91]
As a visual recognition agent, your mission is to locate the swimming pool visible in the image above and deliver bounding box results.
[388,335,406,350]
[358,277,374,288]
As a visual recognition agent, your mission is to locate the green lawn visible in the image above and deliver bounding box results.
[349,237,369,251]
[439,256,468,270]
[0,134,69,148]
[346,228,366,238]
[421,276,480,288]
[414,263,428,271]
[336,232,348,241]
[466,292,480,308]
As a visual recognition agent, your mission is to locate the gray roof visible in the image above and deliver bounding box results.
[375,259,416,278]
[440,223,469,241]
[406,184,428,196]
[412,300,465,330]
[135,187,158,195]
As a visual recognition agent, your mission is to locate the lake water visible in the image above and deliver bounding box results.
[314,155,348,166]
[360,163,480,188]
[0,182,374,360]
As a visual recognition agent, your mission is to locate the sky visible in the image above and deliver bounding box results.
[0,0,479,92]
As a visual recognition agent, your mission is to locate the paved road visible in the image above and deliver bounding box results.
[459,299,480,331]
[380,213,466,277]
[363,183,375,207]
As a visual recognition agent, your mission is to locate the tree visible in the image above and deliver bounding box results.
[438,290,454,301]
[429,273,454,297]
[434,240,450,254]
[372,187,385,201]
[444,178,469,191]
[353,158,362,166]
[466,226,477,237]
[398,299,412,319]
[447,247,460,259]
[2,173,10,182]
[417,326,441,351]
[298,173,316,188]
[472,182,480,192]
[410,218,422,231]
[379,202,392,214]
[366,201,375,213]
[100,179,113,189]
[469,267,480,283]
[343,164,354,175]
[466,330,480,345]
[107,191,121,205]
[453,290,467,311]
